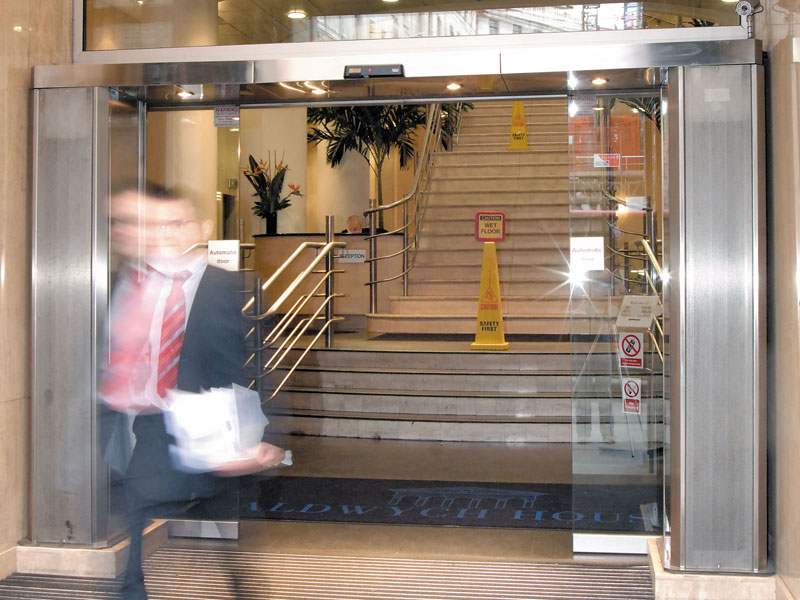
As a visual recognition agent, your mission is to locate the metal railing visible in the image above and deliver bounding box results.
[363,102,455,313]
[242,219,345,402]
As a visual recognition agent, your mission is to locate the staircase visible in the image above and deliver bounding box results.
[366,98,608,337]
[267,344,661,444]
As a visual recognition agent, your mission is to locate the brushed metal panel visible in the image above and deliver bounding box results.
[682,65,756,571]
[32,88,96,544]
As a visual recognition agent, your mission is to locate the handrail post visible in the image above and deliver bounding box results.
[647,206,658,292]
[253,276,264,401]
[368,198,378,314]
[325,215,334,349]
[402,201,409,296]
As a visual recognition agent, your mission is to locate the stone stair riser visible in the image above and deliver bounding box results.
[271,393,572,418]
[429,178,569,193]
[435,151,567,166]
[407,264,568,281]
[417,234,569,250]
[413,249,566,265]
[364,315,612,336]
[407,281,568,295]
[270,415,571,443]
[424,191,569,205]
[389,298,570,316]
[433,165,569,178]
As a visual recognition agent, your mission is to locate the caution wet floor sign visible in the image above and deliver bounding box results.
[471,242,509,351]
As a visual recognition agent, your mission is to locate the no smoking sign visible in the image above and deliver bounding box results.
[622,377,642,414]
[618,332,644,368]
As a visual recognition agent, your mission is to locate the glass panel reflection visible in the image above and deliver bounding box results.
[568,91,665,538]
[85,1,738,51]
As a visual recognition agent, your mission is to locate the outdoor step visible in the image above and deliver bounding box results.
[365,313,612,336]
[428,177,569,193]
[388,295,570,316]
[432,163,568,179]
[413,248,566,265]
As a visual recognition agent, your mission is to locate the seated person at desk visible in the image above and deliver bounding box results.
[340,214,387,234]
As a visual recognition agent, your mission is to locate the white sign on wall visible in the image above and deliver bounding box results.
[214,105,240,128]
[615,295,661,329]
[570,237,605,272]
[208,240,240,271]
[335,249,367,263]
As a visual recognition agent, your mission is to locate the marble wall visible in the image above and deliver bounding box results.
[0,0,72,577]
[757,8,800,600]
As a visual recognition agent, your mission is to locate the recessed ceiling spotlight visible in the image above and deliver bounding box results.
[591,77,608,85]
[136,0,144,5]
[13,25,23,32]
[446,82,462,91]
[230,128,239,132]
[382,0,400,3]
[287,9,307,19]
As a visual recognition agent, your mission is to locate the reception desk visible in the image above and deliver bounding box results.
[253,233,405,320]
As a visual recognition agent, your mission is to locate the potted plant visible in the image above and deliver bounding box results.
[242,153,303,235]
[307,103,470,231]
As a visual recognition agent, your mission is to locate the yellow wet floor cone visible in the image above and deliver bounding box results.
[507,100,530,151]
[471,242,509,351]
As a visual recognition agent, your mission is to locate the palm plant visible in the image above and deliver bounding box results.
[307,103,471,230]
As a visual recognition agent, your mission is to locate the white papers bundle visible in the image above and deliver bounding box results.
[164,383,271,472]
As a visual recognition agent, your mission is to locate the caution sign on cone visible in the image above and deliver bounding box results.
[507,100,529,151]
[471,242,509,351]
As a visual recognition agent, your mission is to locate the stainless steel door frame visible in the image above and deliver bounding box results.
[664,64,767,573]
[31,87,143,547]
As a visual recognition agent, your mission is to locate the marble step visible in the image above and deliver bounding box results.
[435,149,567,165]
[432,163,568,179]
[423,190,569,205]
[413,247,566,265]
[365,313,612,336]
[416,232,570,250]
[428,176,569,193]
[388,295,570,316]
[407,263,567,282]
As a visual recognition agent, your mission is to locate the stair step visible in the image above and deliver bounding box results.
[424,190,569,205]
[407,264,567,282]
[389,296,570,315]
[269,413,572,442]
[413,248,566,265]
[435,150,567,165]
[429,177,569,193]
[417,234,569,251]
[432,164,568,178]
[366,313,612,335]
[281,348,625,371]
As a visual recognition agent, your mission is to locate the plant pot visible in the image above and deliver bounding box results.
[264,212,278,235]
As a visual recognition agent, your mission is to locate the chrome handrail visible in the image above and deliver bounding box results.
[363,102,464,311]
[243,222,345,402]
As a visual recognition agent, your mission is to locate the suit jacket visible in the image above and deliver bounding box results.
[125,265,248,507]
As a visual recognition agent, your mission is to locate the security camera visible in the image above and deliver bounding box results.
[735,0,759,15]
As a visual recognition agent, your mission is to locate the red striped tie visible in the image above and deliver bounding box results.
[156,271,191,397]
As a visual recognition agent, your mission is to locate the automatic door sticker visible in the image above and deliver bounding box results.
[618,332,644,368]
[622,377,642,414]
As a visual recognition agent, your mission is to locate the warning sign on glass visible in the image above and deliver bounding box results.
[475,211,506,242]
[618,332,644,368]
[622,377,642,414]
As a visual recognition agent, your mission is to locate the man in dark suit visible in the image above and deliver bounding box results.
[102,185,285,599]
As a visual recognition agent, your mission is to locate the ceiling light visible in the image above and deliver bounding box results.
[13,25,23,32]
[230,128,239,132]
[591,77,608,85]
[446,82,462,91]
[382,0,400,3]
[287,9,307,19]
[136,0,144,4]
[567,72,578,89]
